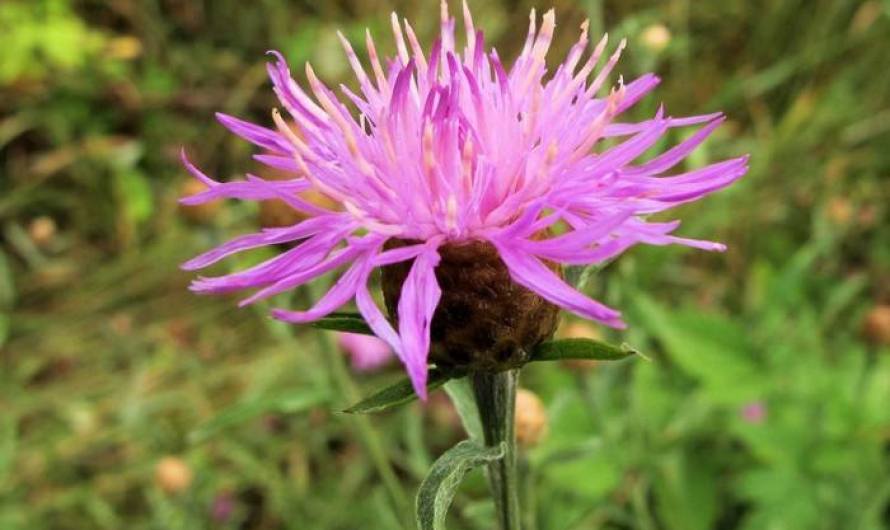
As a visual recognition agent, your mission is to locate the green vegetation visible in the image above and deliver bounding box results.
[1,0,888,529]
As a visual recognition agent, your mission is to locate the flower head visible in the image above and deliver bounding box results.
[181,1,748,397]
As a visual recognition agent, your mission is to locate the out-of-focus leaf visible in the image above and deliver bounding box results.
[0,250,12,348]
[634,294,762,403]
[531,338,640,363]
[344,368,455,414]
[653,450,719,530]
[310,312,373,335]
[114,169,154,228]
[416,440,504,530]
[0,249,13,309]
[189,388,329,443]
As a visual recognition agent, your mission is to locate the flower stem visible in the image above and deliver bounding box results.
[471,369,521,530]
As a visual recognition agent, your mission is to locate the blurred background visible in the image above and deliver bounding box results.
[1,0,889,529]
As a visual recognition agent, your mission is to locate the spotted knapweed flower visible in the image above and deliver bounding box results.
[181,1,748,397]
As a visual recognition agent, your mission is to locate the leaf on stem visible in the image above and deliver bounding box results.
[416,440,505,530]
[310,312,374,335]
[443,378,484,441]
[531,337,642,362]
[343,367,457,414]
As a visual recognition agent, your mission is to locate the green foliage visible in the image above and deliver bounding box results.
[416,441,505,530]
[1,0,888,528]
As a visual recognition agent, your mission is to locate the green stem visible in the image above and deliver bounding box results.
[520,455,538,530]
[471,369,521,530]
[314,328,412,529]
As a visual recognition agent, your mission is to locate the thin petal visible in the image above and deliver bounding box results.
[216,113,293,153]
[271,253,375,322]
[396,249,442,399]
[491,239,625,327]
[182,215,345,271]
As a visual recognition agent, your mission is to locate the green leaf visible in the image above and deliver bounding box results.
[531,337,640,362]
[443,378,483,442]
[416,441,505,530]
[633,294,762,404]
[344,368,455,414]
[310,312,374,335]
[189,388,329,443]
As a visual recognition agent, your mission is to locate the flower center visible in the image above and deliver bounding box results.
[381,239,560,371]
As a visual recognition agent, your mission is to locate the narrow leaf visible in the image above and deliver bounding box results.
[344,367,456,414]
[416,441,505,530]
[531,337,640,362]
[310,312,374,335]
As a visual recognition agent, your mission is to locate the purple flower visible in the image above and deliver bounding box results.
[181,1,747,397]
[210,491,236,523]
[338,332,394,371]
[741,402,767,424]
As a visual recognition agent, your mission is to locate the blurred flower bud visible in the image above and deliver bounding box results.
[28,216,57,247]
[106,36,144,60]
[557,320,602,371]
[259,198,303,228]
[210,491,236,524]
[154,456,193,494]
[337,332,394,372]
[825,197,853,225]
[850,1,881,35]
[515,388,548,448]
[740,402,767,424]
[179,179,221,224]
[641,24,671,53]
[863,304,890,346]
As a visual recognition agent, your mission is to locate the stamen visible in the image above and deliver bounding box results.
[462,0,476,63]
[391,13,410,65]
[587,38,627,98]
[403,20,429,75]
[365,29,389,92]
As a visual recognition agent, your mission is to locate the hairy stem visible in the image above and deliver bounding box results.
[472,369,521,530]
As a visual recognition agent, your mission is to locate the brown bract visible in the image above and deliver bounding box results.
[381,240,559,371]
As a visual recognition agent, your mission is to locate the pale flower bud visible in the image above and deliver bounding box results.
[28,216,57,247]
[641,24,671,53]
[154,456,193,494]
[515,388,548,448]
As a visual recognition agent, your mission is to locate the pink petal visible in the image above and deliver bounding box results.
[491,238,625,328]
[395,249,442,399]
[271,254,375,323]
